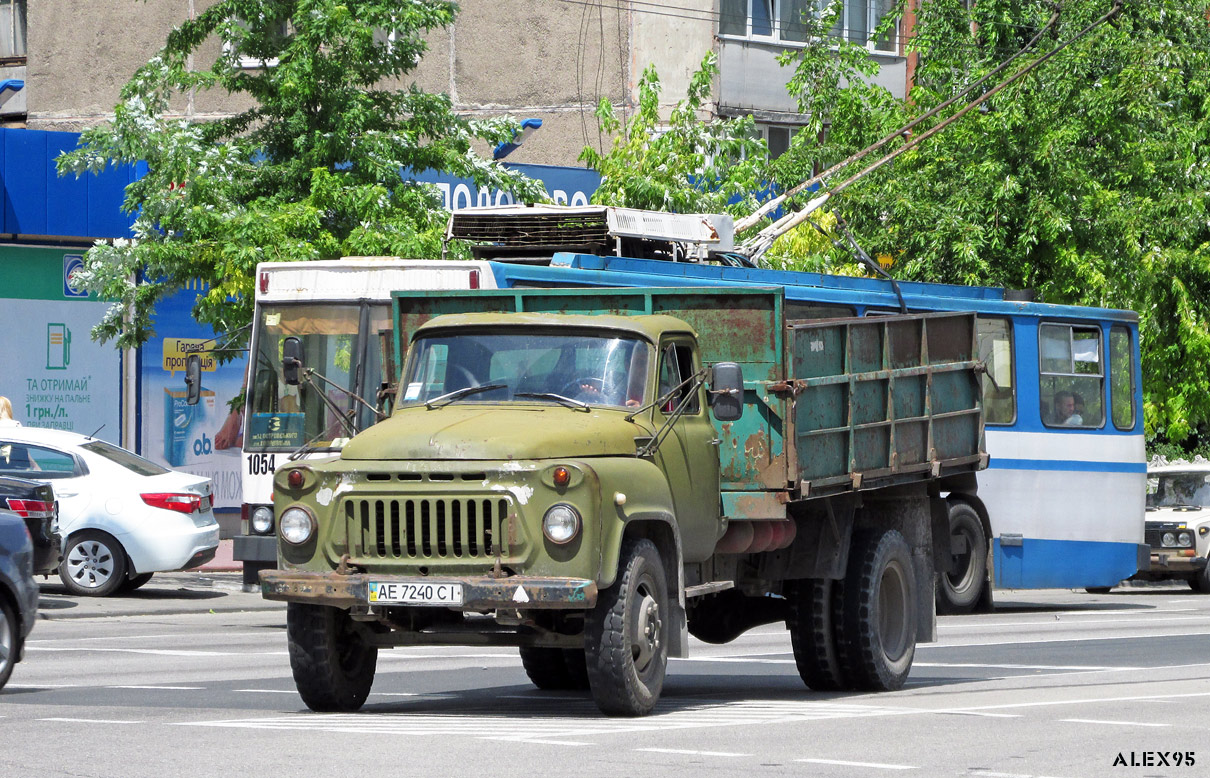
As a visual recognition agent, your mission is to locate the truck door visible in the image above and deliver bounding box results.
[653,338,721,562]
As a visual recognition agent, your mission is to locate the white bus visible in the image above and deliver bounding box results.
[232,258,496,583]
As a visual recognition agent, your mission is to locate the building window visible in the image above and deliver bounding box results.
[1039,323,1103,428]
[223,17,289,69]
[0,0,26,60]
[720,0,897,52]
[758,123,801,159]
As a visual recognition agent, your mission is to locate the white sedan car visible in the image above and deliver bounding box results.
[0,427,219,596]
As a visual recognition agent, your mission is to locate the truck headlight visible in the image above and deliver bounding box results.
[279,507,316,545]
[542,504,581,545]
[1178,531,1193,548]
[1162,532,1177,547]
[251,506,274,535]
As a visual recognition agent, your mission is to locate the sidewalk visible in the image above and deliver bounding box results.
[36,568,283,621]
[199,537,241,573]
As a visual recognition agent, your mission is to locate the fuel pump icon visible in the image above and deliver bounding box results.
[47,323,71,370]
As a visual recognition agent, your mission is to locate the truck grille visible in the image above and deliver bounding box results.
[344,497,513,560]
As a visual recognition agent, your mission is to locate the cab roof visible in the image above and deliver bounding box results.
[411,312,698,343]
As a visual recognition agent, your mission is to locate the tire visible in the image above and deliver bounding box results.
[286,602,378,712]
[786,578,850,691]
[840,529,917,692]
[1188,567,1209,593]
[59,531,128,597]
[519,646,574,690]
[936,503,987,615]
[563,648,591,690]
[0,598,16,691]
[584,537,669,716]
[1085,586,1113,595]
[119,573,154,593]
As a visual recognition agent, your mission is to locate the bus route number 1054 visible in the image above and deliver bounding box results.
[248,453,277,476]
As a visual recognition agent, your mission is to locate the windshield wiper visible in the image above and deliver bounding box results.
[515,392,590,411]
[425,383,507,409]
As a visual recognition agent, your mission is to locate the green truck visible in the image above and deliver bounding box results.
[261,287,986,715]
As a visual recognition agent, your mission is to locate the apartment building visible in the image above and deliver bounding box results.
[2,0,911,165]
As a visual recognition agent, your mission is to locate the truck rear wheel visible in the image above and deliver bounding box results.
[841,529,917,691]
[936,503,987,615]
[786,577,850,691]
[287,602,378,712]
[584,538,669,716]
[519,646,590,690]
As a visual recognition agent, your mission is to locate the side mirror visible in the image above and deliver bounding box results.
[709,362,744,422]
[185,354,202,406]
[282,336,304,386]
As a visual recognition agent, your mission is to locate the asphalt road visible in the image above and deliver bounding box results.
[2,576,1208,778]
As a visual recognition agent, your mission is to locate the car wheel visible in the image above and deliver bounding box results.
[840,529,917,692]
[119,573,154,593]
[59,531,128,597]
[1189,566,1210,594]
[519,646,575,690]
[0,598,17,690]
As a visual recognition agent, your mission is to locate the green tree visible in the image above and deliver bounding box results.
[775,0,1210,442]
[580,53,769,216]
[58,0,544,349]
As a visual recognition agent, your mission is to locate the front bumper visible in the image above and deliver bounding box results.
[260,570,597,611]
[1130,551,1207,581]
[233,533,277,563]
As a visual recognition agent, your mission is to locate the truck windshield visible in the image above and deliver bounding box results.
[399,330,650,409]
[1147,471,1210,509]
[247,304,389,451]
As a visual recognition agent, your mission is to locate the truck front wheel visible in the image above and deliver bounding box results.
[584,538,669,716]
[519,647,590,690]
[287,602,378,712]
[841,529,917,691]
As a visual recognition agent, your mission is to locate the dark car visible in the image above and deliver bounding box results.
[0,475,61,576]
[0,508,40,690]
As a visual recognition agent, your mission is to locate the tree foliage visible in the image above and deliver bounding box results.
[579,53,769,216]
[58,0,544,349]
[772,0,1210,441]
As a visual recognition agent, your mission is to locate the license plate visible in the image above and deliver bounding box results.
[200,495,211,513]
[368,581,464,605]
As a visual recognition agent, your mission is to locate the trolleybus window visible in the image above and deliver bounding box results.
[976,317,1015,424]
[1109,326,1135,431]
[1039,323,1103,428]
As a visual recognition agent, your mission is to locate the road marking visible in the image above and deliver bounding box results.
[482,737,592,746]
[233,689,298,694]
[3,683,83,689]
[110,685,204,690]
[942,615,1208,630]
[638,748,749,757]
[925,629,1210,649]
[29,647,240,657]
[930,710,1023,718]
[673,657,795,664]
[1059,718,1171,728]
[39,717,144,725]
[953,690,1210,713]
[796,758,916,770]
[914,663,1129,671]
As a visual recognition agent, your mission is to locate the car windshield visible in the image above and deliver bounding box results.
[1147,471,1210,509]
[80,440,169,477]
[399,330,650,409]
[247,304,391,451]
